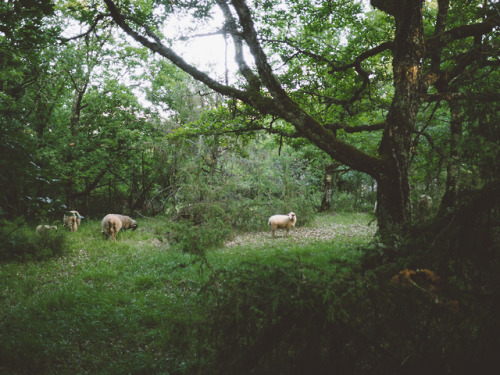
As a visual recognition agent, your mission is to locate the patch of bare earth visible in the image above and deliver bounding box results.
[225,219,376,248]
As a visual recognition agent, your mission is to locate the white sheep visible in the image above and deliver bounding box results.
[101,214,138,241]
[268,212,297,237]
[63,210,83,232]
[36,225,58,234]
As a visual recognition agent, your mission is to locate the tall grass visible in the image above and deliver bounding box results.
[0,213,373,374]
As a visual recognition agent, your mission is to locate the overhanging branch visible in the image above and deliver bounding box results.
[103,0,250,104]
[325,122,386,134]
[424,92,500,102]
[425,15,500,54]
[328,42,393,74]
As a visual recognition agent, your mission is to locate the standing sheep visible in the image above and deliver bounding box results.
[101,214,138,241]
[36,225,58,234]
[268,212,297,237]
[63,210,83,232]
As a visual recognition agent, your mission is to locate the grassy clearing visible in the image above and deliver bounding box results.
[0,212,375,374]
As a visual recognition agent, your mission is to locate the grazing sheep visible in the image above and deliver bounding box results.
[63,210,83,232]
[268,212,297,237]
[36,225,58,234]
[101,214,138,241]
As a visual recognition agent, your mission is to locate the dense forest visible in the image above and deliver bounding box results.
[1,0,499,374]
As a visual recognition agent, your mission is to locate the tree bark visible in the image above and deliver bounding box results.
[374,0,426,230]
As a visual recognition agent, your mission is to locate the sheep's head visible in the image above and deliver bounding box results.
[288,212,297,224]
[130,220,138,230]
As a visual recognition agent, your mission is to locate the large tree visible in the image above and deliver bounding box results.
[101,0,499,231]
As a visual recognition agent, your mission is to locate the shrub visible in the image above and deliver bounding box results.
[330,191,375,213]
[167,203,232,255]
[0,220,67,262]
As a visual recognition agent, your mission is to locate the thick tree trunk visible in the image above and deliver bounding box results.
[374,0,425,231]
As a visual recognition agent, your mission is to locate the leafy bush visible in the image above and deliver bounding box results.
[195,249,498,374]
[0,220,67,262]
[167,203,232,254]
[330,191,375,213]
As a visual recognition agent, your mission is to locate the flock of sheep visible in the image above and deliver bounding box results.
[36,211,138,241]
[35,196,434,242]
[37,210,297,240]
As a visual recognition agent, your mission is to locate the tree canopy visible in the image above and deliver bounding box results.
[101,0,499,230]
[0,0,499,231]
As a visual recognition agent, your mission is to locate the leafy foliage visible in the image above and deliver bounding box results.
[0,220,67,262]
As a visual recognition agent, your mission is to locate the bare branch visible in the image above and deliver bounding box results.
[413,130,445,158]
[58,14,107,42]
[328,42,393,73]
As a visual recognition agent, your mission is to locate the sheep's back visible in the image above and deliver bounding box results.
[101,214,123,232]
[114,214,137,230]
[268,214,292,228]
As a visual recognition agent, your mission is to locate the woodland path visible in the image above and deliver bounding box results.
[225,213,377,248]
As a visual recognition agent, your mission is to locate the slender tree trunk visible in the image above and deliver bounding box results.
[319,163,337,212]
[439,100,463,212]
[65,86,86,208]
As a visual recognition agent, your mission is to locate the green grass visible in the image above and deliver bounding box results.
[0,213,375,375]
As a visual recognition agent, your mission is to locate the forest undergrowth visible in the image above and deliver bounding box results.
[0,212,372,374]
[1,209,498,375]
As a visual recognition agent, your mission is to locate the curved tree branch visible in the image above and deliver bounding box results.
[103,0,383,178]
[58,13,107,42]
[425,15,500,54]
[325,122,386,134]
[103,0,254,105]
[216,0,261,91]
[328,42,393,74]
[423,91,500,102]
